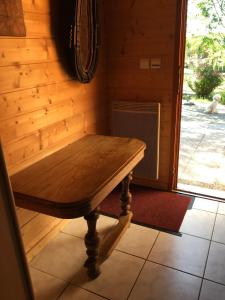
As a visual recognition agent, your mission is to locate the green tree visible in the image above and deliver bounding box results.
[185,34,225,70]
[185,0,225,98]
[188,64,223,98]
[198,0,225,31]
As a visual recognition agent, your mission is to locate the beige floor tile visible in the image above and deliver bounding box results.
[71,250,144,300]
[30,232,86,282]
[59,285,105,300]
[29,267,67,300]
[116,223,158,258]
[16,208,38,227]
[180,209,215,239]
[212,214,225,244]
[148,232,209,276]
[205,242,225,284]
[192,198,218,213]
[129,261,201,300]
[218,202,225,215]
[61,215,117,239]
[199,280,225,300]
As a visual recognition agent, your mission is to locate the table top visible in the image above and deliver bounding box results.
[11,135,146,218]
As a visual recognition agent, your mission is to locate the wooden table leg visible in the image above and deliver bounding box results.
[98,172,133,262]
[84,208,100,279]
[120,171,133,216]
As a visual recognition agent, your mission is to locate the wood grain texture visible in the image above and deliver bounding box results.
[17,207,38,227]
[12,134,145,279]
[99,212,133,262]
[22,0,51,13]
[0,61,71,94]
[0,0,108,257]
[20,213,60,251]
[0,38,57,66]
[11,135,146,218]
[23,12,51,38]
[105,0,178,189]
[84,208,101,279]
[0,79,103,119]
[0,0,26,36]
[25,219,69,262]
[0,142,34,300]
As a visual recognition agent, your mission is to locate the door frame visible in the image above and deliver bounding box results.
[169,0,188,190]
[0,144,34,300]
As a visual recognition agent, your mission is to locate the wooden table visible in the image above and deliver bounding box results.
[11,135,146,279]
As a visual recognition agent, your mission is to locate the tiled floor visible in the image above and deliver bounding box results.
[29,197,225,300]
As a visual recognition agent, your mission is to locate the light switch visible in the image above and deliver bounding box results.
[139,58,150,69]
[151,58,161,69]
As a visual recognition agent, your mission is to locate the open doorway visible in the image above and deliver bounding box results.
[177,0,225,199]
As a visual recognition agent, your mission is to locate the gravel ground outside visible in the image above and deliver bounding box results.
[178,100,225,198]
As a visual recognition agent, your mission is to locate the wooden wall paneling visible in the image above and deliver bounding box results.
[3,113,84,168]
[0,61,71,94]
[0,0,108,258]
[106,39,175,57]
[39,113,85,149]
[86,120,109,136]
[20,213,61,252]
[0,80,87,120]
[108,88,173,102]
[17,208,38,227]
[22,0,51,14]
[5,133,42,168]
[108,56,175,73]
[1,109,106,172]
[105,0,178,190]
[84,105,109,133]
[7,132,85,176]
[0,99,75,142]
[109,71,174,90]
[0,38,58,66]
[105,0,176,14]
[26,219,69,262]
[23,12,52,38]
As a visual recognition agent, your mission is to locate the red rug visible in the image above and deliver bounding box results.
[100,185,192,232]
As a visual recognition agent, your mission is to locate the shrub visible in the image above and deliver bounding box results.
[219,91,225,105]
[188,64,223,99]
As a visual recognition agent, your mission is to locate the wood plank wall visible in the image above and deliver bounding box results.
[0,0,108,260]
[105,0,179,190]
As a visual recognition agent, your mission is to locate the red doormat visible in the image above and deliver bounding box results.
[100,185,192,232]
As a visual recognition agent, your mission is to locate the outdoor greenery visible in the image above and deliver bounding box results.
[185,34,225,70]
[198,0,225,31]
[185,0,225,101]
[186,34,225,99]
[188,64,223,98]
[220,91,225,104]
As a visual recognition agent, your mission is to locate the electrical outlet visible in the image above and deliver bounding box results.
[139,58,150,69]
[151,58,161,69]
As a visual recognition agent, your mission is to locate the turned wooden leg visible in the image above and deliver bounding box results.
[120,172,133,216]
[84,208,100,279]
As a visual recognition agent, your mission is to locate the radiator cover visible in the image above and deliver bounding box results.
[112,101,160,180]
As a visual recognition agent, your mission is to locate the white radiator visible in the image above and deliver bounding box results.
[111,101,160,180]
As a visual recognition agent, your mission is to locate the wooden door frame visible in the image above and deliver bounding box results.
[168,0,188,190]
[0,143,34,300]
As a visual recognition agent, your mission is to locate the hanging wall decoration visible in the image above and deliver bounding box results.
[62,0,100,83]
[0,0,26,36]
